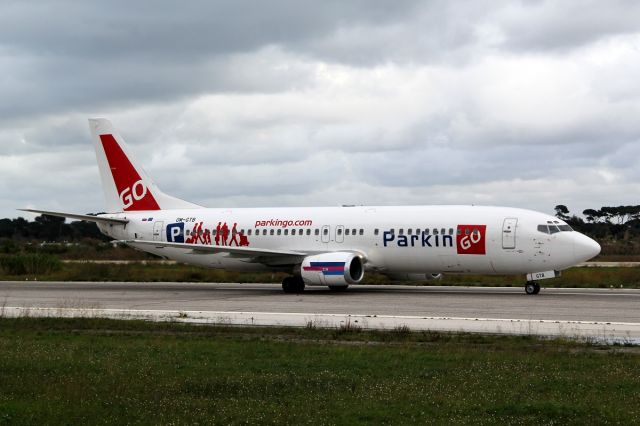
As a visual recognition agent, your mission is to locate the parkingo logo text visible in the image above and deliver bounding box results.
[383,224,487,255]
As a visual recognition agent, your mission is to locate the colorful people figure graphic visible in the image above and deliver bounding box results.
[229,223,239,246]
[185,220,251,247]
[221,222,229,246]
[185,222,200,244]
[194,222,204,244]
[214,222,221,246]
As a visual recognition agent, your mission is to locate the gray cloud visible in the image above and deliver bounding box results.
[1,1,640,220]
[495,1,640,52]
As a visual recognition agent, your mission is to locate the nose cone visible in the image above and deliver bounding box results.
[573,233,601,262]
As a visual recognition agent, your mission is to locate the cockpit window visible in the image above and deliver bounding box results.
[548,225,560,234]
[538,223,572,234]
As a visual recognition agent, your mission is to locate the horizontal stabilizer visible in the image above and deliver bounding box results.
[19,209,129,225]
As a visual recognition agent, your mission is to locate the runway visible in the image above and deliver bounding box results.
[2,282,639,342]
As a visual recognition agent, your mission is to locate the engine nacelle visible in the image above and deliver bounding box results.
[300,252,364,286]
[386,273,443,282]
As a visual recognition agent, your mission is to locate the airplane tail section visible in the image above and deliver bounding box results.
[89,118,202,212]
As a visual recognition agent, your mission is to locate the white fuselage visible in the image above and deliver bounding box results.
[97,205,600,277]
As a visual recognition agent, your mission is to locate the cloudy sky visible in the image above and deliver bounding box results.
[2,0,639,219]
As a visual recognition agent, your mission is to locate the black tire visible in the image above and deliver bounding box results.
[282,277,295,293]
[525,282,539,295]
[328,285,349,292]
[282,276,305,293]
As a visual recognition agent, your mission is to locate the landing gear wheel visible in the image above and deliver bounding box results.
[282,276,305,294]
[328,285,349,292]
[525,282,541,295]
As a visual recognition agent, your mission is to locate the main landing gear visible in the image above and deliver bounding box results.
[282,276,305,293]
[525,281,541,295]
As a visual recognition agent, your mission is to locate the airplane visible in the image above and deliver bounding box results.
[22,118,601,295]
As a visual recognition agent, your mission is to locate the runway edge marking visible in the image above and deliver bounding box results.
[2,307,639,343]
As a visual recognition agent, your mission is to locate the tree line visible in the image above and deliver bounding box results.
[0,215,107,242]
[555,205,640,239]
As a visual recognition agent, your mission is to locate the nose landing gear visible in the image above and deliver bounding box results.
[525,281,540,295]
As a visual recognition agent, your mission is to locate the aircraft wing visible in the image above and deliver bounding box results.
[19,209,129,225]
[124,239,308,260]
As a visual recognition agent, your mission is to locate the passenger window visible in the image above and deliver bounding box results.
[277,229,282,235]
[449,228,453,235]
[399,228,404,235]
[291,229,296,235]
[284,229,288,235]
[337,228,342,235]
[323,228,328,235]
[359,229,363,235]
[407,229,412,235]
[433,229,439,235]
[374,229,379,235]
[345,229,350,236]
[457,228,462,235]
[352,229,356,235]
[299,229,303,235]
[185,230,190,236]
[315,229,319,236]
[441,228,445,235]
[424,229,429,235]
[247,229,252,236]
[270,229,274,235]
[306,229,311,235]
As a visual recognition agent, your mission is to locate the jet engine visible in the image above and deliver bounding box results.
[300,252,364,286]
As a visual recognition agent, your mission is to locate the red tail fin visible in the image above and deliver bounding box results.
[99,134,160,211]
[90,118,203,212]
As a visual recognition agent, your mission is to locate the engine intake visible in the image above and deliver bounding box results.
[301,252,364,286]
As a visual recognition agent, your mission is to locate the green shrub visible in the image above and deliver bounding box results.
[0,253,61,275]
[0,238,20,254]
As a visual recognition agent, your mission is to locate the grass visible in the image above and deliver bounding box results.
[0,253,61,275]
[0,317,638,424]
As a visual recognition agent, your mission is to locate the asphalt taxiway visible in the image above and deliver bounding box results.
[1,282,639,342]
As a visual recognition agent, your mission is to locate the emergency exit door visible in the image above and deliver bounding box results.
[153,221,164,241]
[502,218,517,249]
[321,225,330,243]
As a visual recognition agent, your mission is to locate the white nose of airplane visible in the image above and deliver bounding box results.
[573,233,601,262]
